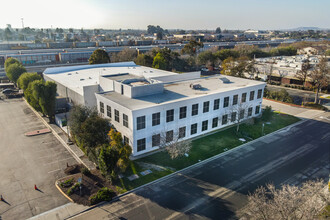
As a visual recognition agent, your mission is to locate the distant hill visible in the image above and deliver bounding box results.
[282,27,328,31]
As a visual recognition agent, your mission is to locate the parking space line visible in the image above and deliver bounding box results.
[48,168,61,174]
[44,157,75,166]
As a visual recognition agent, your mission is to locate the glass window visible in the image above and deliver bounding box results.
[166,130,173,143]
[115,109,120,122]
[99,102,104,113]
[255,105,260,114]
[191,123,197,135]
[224,97,229,108]
[192,104,199,116]
[222,114,228,125]
[239,109,245,120]
[242,93,247,103]
[248,107,253,116]
[212,117,218,128]
[124,136,129,145]
[152,112,160,126]
[137,116,146,130]
[179,127,186,138]
[106,105,111,118]
[233,95,238,105]
[231,112,237,122]
[137,138,146,152]
[166,109,174,122]
[152,134,160,147]
[257,89,262,99]
[203,101,210,113]
[123,114,128,128]
[250,91,255,101]
[202,120,208,131]
[214,99,220,110]
[179,106,187,119]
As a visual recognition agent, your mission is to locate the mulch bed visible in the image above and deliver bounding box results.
[58,164,118,206]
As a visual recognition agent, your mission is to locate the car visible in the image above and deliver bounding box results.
[2,88,17,95]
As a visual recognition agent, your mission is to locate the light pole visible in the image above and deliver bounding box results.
[262,123,265,136]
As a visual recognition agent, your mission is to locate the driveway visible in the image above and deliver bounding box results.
[0,99,78,219]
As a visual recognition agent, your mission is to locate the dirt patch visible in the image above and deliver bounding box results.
[137,161,176,172]
[58,165,119,206]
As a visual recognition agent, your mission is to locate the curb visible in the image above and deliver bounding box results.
[22,98,90,169]
[68,118,307,219]
[55,181,74,203]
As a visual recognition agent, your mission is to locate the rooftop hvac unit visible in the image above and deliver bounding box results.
[219,77,231,83]
[190,83,202,90]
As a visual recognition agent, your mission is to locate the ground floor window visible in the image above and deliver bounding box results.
[212,117,218,128]
[248,107,253,117]
[191,123,197,135]
[137,138,146,152]
[166,130,174,142]
[255,105,260,114]
[202,120,208,131]
[222,114,228,125]
[152,134,160,147]
[179,127,186,139]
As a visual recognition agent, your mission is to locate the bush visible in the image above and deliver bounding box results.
[303,102,327,111]
[81,167,91,176]
[89,187,116,205]
[67,183,81,196]
[60,178,74,188]
[262,106,273,121]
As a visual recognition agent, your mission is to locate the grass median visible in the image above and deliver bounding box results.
[116,111,300,191]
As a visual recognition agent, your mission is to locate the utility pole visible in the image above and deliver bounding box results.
[21,18,25,41]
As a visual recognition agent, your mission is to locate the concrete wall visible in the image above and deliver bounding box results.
[99,76,114,92]
[131,83,164,98]
[83,85,99,107]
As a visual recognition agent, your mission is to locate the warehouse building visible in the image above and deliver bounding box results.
[44,62,265,157]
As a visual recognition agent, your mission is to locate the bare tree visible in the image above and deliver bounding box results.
[157,130,192,159]
[267,63,274,84]
[238,179,329,220]
[246,60,257,79]
[310,57,329,103]
[295,60,311,88]
[226,101,252,133]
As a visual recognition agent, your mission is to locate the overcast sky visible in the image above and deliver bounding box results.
[1,0,329,30]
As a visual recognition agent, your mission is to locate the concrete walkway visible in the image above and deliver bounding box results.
[28,203,87,220]
[262,99,324,119]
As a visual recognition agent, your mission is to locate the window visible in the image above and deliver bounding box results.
[115,109,120,122]
[224,97,229,108]
[124,136,129,145]
[152,112,160,126]
[121,85,124,95]
[202,120,208,131]
[257,89,262,99]
[242,93,247,103]
[192,104,199,116]
[250,91,255,101]
[179,127,186,138]
[255,105,260,114]
[214,99,220,110]
[233,95,238,105]
[239,109,245,119]
[222,114,228,125]
[137,116,145,130]
[203,101,210,113]
[212,117,218,128]
[231,112,237,122]
[166,109,174,122]
[106,105,111,118]
[152,134,160,147]
[248,107,253,117]
[191,123,197,135]
[99,102,104,113]
[179,106,187,119]
[123,114,128,128]
[166,130,173,143]
[137,138,146,152]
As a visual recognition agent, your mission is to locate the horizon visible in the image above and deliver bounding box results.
[1,0,329,30]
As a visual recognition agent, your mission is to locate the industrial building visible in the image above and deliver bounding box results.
[44,62,265,156]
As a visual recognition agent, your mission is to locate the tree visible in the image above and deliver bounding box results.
[267,63,274,84]
[4,57,20,70]
[158,130,192,159]
[226,101,251,133]
[238,179,329,220]
[89,49,110,64]
[310,57,329,103]
[5,63,27,83]
[246,60,257,79]
[181,40,204,56]
[215,49,240,61]
[295,60,311,87]
[17,72,42,90]
[197,50,218,70]
[156,31,163,40]
[4,27,12,41]
[215,27,221,34]
[25,80,42,112]
[134,54,154,67]
[111,48,137,63]
[152,52,168,70]
[231,56,249,78]
[221,57,236,75]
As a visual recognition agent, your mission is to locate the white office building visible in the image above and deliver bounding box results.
[44,62,266,157]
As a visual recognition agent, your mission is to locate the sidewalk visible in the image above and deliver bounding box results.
[262,99,324,119]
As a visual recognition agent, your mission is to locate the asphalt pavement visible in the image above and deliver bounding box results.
[69,111,330,220]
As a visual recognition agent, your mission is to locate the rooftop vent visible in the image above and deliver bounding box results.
[75,72,79,74]
[190,83,202,90]
[80,78,84,81]
[88,77,92,79]
[67,73,72,75]
[220,77,231,83]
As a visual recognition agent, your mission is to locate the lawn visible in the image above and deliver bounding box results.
[117,112,300,190]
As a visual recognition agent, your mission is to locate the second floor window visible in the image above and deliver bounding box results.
[224,97,229,108]
[192,104,199,116]
[106,105,111,118]
[250,91,255,101]
[123,114,128,128]
[257,89,262,99]
[99,102,104,113]
[179,106,187,119]
[233,95,238,105]
[214,99,220,110]
[152,112,160,126]
[115,109,119,122]
[242,93,247,103]
[166,109,174,122]
[203,101,210,113]
[137,116,145,130]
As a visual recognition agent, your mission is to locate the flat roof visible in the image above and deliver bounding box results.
[100,75,266,111]
[43,62,177,95]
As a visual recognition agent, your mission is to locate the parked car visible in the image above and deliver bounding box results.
[2,88,17,95]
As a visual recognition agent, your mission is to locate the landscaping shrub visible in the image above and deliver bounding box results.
[67,183,81,196]
[264,88,293,103]
[81,167,91,176]
[89,187,116,205]
[60,178,74,188]
[303,102,327,111]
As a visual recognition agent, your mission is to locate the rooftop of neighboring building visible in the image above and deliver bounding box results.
[99,74,266,111]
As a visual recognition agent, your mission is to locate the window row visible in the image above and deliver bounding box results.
[99,102,129,128]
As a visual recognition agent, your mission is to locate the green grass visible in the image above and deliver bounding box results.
[117,112,300,190]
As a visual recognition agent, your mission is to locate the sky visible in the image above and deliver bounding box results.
[1,0,329,30]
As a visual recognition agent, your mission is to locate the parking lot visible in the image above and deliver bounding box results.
[0,99,77,219]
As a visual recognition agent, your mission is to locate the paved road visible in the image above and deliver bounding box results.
[70,112,330,220]
[0,99,78,220]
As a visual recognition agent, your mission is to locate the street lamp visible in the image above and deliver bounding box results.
[262,123,265,136]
